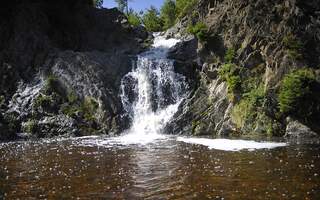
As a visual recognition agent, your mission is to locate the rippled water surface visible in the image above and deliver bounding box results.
[0,136,320,199]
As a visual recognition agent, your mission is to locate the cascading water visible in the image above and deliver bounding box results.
[81,34,286,150]
[118,33,188,144]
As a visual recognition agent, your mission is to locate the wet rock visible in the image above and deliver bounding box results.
[168,38,198,62]
[21,115,77,138]
[0,0,147,140]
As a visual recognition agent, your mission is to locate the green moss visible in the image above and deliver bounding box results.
[191,120,200,133]
[231,83,266,131]
[81,97,99,121]
[67,92,78,104]
[243,84,265,107]
[232,98,254,129]
[25,119,38,134]
[187,22,208,42]
[227,75,241,92]
[283,34,303,60]
[0,95,4,107]
[279,68,316,114]
[218,63,237,80]
[62,96,99,122]
[44,75,59,94]
[218,63,242,96]
[224,48,236,63]
[34,94,53,109]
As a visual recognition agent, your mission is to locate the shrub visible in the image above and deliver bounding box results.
[44,75,59,94]
[81,97,99,121]
[187,22,208,42]
[25,119,38,134]
[283,34,303,59]
[224,48,236,63]
[218,63,237,80]
[231,85,266,130]
[218,63,242,95]
[127,9,141,27]
[243,84,265,107]
[34,94,53,109]
[62,96,99,122]
[227,75,241,92]
[279,68,316,114]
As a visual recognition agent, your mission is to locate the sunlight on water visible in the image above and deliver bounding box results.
[177,137,287,151]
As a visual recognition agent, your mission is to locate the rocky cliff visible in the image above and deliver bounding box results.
[166,0,320,138]
[0,0,149,140]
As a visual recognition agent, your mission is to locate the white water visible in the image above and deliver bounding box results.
[177,137,287,151]
[118,33,188,144]
[80,34,287,151]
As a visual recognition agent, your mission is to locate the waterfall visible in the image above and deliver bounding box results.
[119,33,188,144]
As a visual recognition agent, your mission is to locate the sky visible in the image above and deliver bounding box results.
[103,0,164,12]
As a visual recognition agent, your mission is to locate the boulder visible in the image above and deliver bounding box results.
[285,118,319,139]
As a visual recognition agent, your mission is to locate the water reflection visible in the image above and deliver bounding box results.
[0,137,320,199]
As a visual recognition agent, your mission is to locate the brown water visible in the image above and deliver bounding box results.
[0,136,320,200]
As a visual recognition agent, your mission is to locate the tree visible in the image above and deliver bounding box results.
[127,8,141,27]
[160,0,177,30]
[93,0,103,8]
[142,6,163,32]
[115,0,131,14]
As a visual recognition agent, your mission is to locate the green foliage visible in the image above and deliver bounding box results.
[279,68,316,114]
[25,119,38,134]
[224,48,236,63]
[34,94,53,109]
[126,9,141,27]
[283,33,303,59]
[160,0,177,30]
[176,0,198,18]
[67,92,78,104]
[81,97,99,121]
[142,6,163,32]
[44,75,59,94]
[243,84,265,107]
[232,84,266,130]
[0,95,4,107]
[187,22,208,42]
[62,96,99,122]
[218,63,242,95]
[93,0,103,8]
[227,75,241,92]
[218,63,236,80]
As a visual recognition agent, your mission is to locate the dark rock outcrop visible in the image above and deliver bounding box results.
[166,0,320,137]
[0,0,148,140]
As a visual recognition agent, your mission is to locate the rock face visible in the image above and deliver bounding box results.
[166,0,320,137]
[0,0,149,140]
[285,118,318,139]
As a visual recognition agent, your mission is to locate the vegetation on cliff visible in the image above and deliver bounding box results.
[167,0,320,137]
